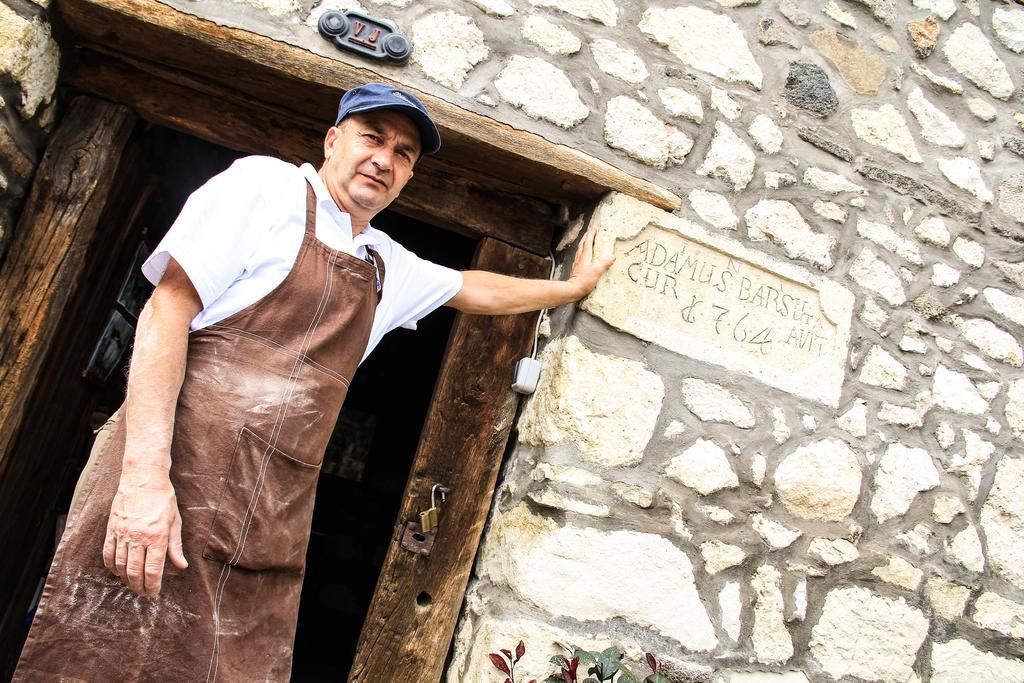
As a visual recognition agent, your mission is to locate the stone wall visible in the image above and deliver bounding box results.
[388,1,1023,681]
[0,0,59,262]
[9,0,1024,678]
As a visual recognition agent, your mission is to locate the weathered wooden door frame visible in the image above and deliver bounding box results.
[0,97,140,675]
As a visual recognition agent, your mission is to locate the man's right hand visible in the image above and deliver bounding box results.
[103,468,188,597]
[103,257,201,598]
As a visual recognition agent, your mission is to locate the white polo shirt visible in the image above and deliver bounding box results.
[142,156,464,363]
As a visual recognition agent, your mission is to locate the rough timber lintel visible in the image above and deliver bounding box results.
[55,0,682,213]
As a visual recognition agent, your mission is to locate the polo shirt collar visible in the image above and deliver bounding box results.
[300,163,383,249]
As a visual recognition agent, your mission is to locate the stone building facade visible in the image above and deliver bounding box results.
[3,0,1024,681]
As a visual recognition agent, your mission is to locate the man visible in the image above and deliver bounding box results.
[14,83,612,681]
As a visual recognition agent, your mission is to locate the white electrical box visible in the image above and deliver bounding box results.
[511,357,542,394]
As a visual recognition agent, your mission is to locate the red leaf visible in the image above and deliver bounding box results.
[516,640,526,662]
[489,653,511,675]
[568,656,579,675]
[645,653,658,672]
[501,649,513,659]
[504,679,511,683]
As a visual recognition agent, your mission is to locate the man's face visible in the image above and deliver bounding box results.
[320,110,421,216]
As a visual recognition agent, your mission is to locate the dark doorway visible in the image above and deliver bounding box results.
[289,201,475,680]
[6,122,475,679]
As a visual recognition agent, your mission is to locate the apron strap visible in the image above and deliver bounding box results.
[366,248,385,302]
[305,178,384,302]
[303,180,317,240]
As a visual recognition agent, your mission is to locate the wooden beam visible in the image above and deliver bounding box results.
[0,98,135,482]
[64,48,558,256]
[56,0,681,211]
[349,239,547,683]
[0,98,140,673]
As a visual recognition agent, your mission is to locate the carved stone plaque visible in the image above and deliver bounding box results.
[582,194,854,407]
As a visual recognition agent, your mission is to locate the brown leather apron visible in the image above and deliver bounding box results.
[15,181,383,682]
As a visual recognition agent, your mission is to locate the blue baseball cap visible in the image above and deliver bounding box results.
[335,83,441,156]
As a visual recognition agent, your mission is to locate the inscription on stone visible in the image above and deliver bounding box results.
[583,197,854,406]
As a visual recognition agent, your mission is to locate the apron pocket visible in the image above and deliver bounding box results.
[203,426,319,572]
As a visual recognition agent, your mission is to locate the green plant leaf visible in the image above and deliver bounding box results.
[644,674,672,683]
[582,678,601,683]
[550,655,568,669]
[543,676,564,683]
[573,648,598,667]
[596,647,623,680]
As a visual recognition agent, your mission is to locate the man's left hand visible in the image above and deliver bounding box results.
[566,224,615,300]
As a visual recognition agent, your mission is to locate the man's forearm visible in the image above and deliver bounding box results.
[120,279,199,483]
[452,270,586,315]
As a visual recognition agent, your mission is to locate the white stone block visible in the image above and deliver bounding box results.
[657,87,703,123]
[952,316,1023,367]
[494,56,589,128]
[994,7,1024,53]
[907,87,965,148]
[849,248,906,305]
[604,96,691,168]
[943,23,1015,100]
[926,577,970,620]
[639,6,763,89]
[698,122,756,192]
[751,513,802,550]
[0,4,59,117]
[981,457,1024,590]
[947,523,985,572]
[688,189,738,230]
[480,504,718,649]
[808,537,859,565]
[914,216,951,246]
[411,12,489,90]
[870,443,939,522]
[973,592,1024,639]
[519,336,663,467]
[859,345,908,390]
[938,157,993,203]
[680,378,754,428]
[851,104,923,163]
[590,38,647,83]
[745,200,835,269]
[752,565,793,664]
[521,15,581,55]
[529,0,617,26]
[711,87,742,122]
[932,638,1024,682]
[665,438,738,495]
[810,587,928,683]
[932,263,960,287]
[932,494,965,523]
[720,581,742,643]
[774,438,861,521]
[871,556,923,590]
[701,540,746,574]
[932,364,990,414]
[748,114,783,153]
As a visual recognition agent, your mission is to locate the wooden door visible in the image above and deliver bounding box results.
[349,238,548,682]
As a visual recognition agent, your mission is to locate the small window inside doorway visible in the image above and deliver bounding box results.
[41,125,476,680]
